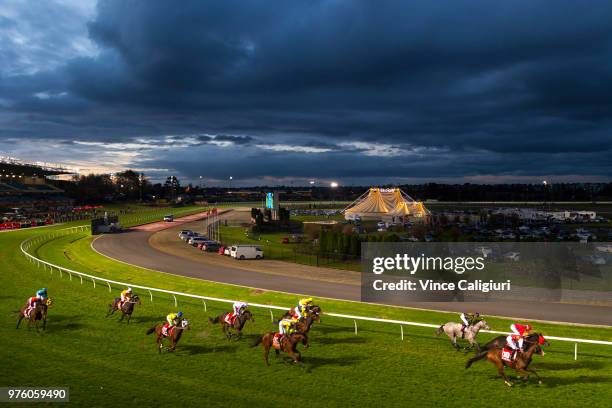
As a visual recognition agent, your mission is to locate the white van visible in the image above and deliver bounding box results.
[230,245,264,260]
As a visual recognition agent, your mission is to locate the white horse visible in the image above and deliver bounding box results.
[435,320,490,352]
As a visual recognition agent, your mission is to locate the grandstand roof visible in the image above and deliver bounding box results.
[0,161,72,177]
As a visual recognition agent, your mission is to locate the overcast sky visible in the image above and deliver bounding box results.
[1,0,611,186]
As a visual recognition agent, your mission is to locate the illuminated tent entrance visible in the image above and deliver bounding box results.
[342,188,430,222]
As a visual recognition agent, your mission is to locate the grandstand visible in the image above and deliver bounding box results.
[0,158,73,219]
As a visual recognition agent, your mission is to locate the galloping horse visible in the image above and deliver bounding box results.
[294,312,320,335]
[252,332,309,366]
[481,332,546,355]
[435,320,490,351]
[146,319,190,353]
[465,334,548,386]
[107,294,141,323]
[16,299,52,331]
[209,310,254,339]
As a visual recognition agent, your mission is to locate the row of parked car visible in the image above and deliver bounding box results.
[178,229,264,260]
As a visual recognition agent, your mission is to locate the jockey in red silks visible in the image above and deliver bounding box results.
[25,288,48,317]
[506,323,532,354]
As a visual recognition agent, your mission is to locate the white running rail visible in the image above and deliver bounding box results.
[20,227,612,353]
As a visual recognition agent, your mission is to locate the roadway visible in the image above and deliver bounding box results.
[93,210,612,326]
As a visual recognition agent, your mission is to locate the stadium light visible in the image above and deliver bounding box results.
[330,181,338,188]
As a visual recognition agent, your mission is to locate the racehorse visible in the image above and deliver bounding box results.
[16,298,53,331]
[146,319,190,353]
[465,334,548,386]
[251,332,309,366]
[481,332,547,355]
[435,320,490,351]
[294,313,320,335]
[107,294,141,323]
[209,310,254,339]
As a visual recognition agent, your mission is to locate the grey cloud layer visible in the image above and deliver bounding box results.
[1,0,611,183]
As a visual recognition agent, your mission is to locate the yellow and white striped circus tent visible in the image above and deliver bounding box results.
[342,188,430,221]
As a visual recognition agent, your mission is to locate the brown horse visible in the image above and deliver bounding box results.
[465,334,548,386]
[146,319,190,353]
[16,299,52,331]
[209,310,254,340]
[294,313,320,336]
[252,332,309,366]
[107,294,141,323]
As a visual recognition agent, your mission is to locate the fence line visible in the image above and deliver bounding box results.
[19,227,612,353]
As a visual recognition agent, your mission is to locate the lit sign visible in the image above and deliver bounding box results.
[265,192,274,209]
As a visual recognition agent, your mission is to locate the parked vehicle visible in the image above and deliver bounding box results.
[224,247,231,256]
[230,245,264,260]
[163,214,174,222]
[179,231,196,241]
[203,243,221,252]
[189,236,211,246]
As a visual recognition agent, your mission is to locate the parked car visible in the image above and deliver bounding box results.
[203,242,221,252]
[218,246,226,255]
[178,229,192,238]
[224,247,231,256]
[189,236,210,246]
[504,252,520,262]
[163,214,174,222]
[179,231,196,240]
[230,245,264,260]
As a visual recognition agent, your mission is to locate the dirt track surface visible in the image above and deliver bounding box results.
[93,210,612,326]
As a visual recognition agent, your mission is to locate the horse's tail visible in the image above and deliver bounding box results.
[251,335,263,348]
[209,316,220,324]
[435,324,445,336]
[146,326,157,335]
[465,351,488,369]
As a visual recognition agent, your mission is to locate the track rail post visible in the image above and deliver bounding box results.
[148,290,153,302]
[202,299,207,311]
[269,309,274,322]
[575,343,578,360]
[401,325,404,340]
[354,320,358,335]
[173,295,178,308]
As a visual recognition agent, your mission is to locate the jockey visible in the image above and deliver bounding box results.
[166,311,183,328]
[35,288,48,302]
[278,317,297,341]
[232,301,248,318]
[118,287,133,309]
[506,323,532,355]
[294,297,313,320]
[25,289,48,317]
[460,312,480,335]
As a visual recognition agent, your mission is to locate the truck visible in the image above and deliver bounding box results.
[230,245,264,260]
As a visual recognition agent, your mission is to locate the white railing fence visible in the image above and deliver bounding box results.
[20,227,612,360]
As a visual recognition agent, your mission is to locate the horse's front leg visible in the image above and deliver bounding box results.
[16,315,24,329]
[451,336,460,350]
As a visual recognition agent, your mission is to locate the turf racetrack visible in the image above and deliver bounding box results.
[93,210,612,325]
[1,224,611,407]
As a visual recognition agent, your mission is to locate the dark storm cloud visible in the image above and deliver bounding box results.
[1,0,612,182]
